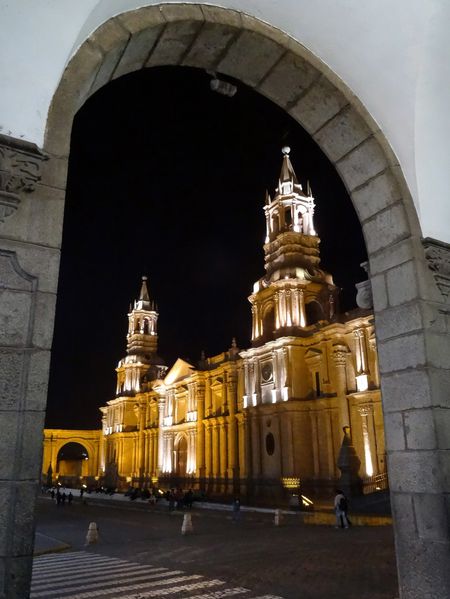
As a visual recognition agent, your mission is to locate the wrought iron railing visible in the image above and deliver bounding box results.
[362,471,389,494]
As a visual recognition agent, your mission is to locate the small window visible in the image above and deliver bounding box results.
[266,433,275,456]
[315,372,321,397]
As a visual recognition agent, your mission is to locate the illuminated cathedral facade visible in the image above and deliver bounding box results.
[43,149,386,502]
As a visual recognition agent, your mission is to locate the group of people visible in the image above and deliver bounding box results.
[166,488,194,510]
[49,488,74,506]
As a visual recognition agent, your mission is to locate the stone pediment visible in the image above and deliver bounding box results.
[164,358,195,385]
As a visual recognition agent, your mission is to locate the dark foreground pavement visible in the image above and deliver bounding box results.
[35,497,398,599]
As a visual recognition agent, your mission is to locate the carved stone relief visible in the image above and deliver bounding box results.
[0,137,47,223]
[423,237,450,302]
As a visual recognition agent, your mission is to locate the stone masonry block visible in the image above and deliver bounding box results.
[24,350,51,412]
[18,411,46,480]
[0,240,60,294]
[336,137,388,191]
[40,155,69,190]
[183,22,238,70]
[370,273,388,311]
[351,169,402,223]
[404,409,437,450]
[31,292,57,349]
[378,333,426,373]
[389,492,416,537]
[369,237,418,276]
[258,52,319,108]
[118,6,166,34]
[3,555,34,599]
[89,18,129,53]
[0,290,32,348]
[386,260,419,306]
[217,30,284,87]
[375,302,422,342]
[388,450,441,493]
[438,450,450,492]
[363,204,410,255]
[45,42,103,156]
[414,493,450,541]
[313,106,372,162]
[381,369,432,413]
[289,76,348,134]
[0,350,24,410]
[90,41,130,96]
[160,4,204,22]
[425,332,450,370]
[10,482,39,557]
[383,411,406,451]
[0,412,20,480]
[0,184,64,249]
[200,5,242,29]
[113,25,165,78]
[241,13,290,48]
[146,21,203,67]
[434,407,450,449]
[394,533,450,599]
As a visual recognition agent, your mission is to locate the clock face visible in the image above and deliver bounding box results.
[261,362,273,382]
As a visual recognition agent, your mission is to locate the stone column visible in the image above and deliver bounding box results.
[0,136,60,598]
[219,422,228,481]
[204,423,212,478]
[358,405,376,477]
[157,400,165,474]
[227,374,238,479]
[196,383,206,480]
[332,347,350,430]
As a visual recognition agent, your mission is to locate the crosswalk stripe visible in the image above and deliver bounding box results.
[31,573,203,598]
[31,565,168,588]
[33,555,126,572]
[32,552,287,599]
[108,579,226,599]
[188,588,251,598]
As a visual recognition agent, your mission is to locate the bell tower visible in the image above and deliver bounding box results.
[126,276,158,356]
[250,147,339,344]
[115,276,166,396]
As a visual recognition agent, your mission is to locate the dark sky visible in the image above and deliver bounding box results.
[45,66,367,430]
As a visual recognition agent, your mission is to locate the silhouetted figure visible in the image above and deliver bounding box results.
[68,492,73,505]
[232,498,241,522]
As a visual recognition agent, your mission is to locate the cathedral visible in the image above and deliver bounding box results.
[43,148,386,503]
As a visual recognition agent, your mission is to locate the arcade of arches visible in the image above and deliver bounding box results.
[1,5,450,599]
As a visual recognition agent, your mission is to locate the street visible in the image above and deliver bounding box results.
[34,497,398,599]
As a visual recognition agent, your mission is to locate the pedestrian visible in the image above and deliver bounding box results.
[80,487,84,499]
[56,489,61,506]
[184,489,194,510]
[334,489,349,529]
[232,497,241,523]
[50,489,55,501]
[168,489,175,511]
[61,492,66,506]
[68,491,73,505]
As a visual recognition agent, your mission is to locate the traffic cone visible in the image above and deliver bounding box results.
[85,522,99,545]
[181,513,193,535]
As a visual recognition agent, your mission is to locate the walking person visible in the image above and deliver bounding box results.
[334,489,349,529]
[232,497,241,523]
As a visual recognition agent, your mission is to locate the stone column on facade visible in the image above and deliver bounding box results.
[227,373,238,480]
[309,411,320,478]
[204,423,212,478]
[358,405,376,478]
[205,377,212,417]
[325,410,336,477]
[157,400,165,474]
[250,413,261,478]
[299,288,306,327]
[332,346,351,431]
[219,422,228,484]
[195,382,206,481]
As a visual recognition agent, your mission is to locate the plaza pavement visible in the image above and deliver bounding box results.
[34,494,398,599]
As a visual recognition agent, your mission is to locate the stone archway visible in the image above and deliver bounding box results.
[175,434,188,477]
[1,4,449,599]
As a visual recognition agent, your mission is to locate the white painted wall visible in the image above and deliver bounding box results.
[1,1,449,242]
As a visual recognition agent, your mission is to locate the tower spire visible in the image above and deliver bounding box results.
[278,146,299,194]
[139,276,150,302]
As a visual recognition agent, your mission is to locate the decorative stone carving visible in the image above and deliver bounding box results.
[0,136,47,223]
[423,237,450,301]
[355,261,373,309]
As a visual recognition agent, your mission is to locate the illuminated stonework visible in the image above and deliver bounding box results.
[43,149,386,500]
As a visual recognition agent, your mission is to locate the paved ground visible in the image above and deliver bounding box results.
[35,496,398,599]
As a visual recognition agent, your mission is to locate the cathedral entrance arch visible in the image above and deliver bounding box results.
[56,442,89,483]
[2,4,446,599]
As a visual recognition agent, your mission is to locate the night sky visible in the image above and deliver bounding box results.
[45,66,367,430]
